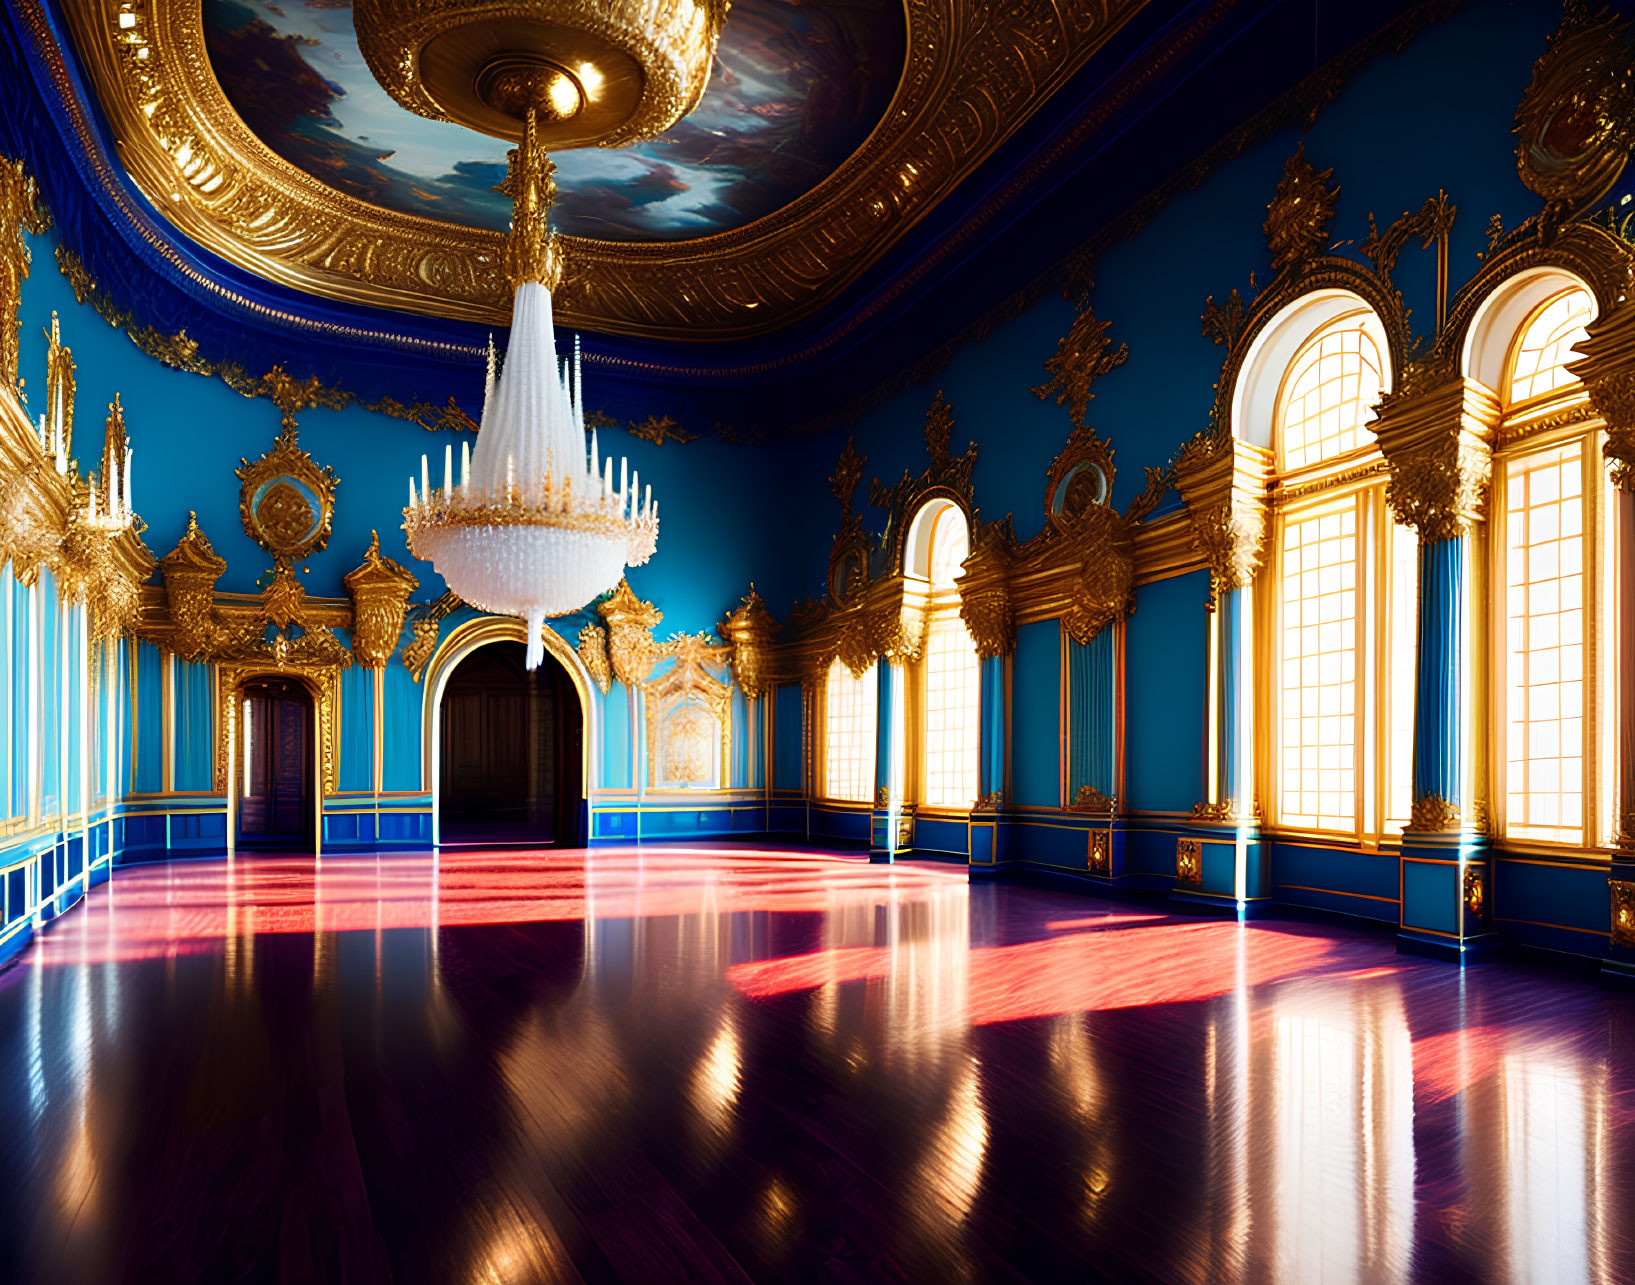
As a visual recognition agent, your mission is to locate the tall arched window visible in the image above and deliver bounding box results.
[908,500,980,810]
[1266,306,1415,837]
[822,657,877,803]
[1490,284,1608,845]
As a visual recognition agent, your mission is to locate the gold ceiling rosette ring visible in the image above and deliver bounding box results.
[351,0,731,149]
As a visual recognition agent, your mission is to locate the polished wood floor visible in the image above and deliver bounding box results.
[1,847,1631,1283]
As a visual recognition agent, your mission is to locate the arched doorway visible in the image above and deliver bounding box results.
[438,640,583,846]
[237,676,314,847]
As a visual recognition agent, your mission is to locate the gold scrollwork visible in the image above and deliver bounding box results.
[343,531,419,669]
[1410,793,1461,833]
[1072,786,1117,814]
[871,392,978,567]
[1,155,50,395]
[971,791,1004,813]
[1612,879,1635,948]
[1176,836,1202,885]
[576,623,613,695]
[1033,299,1129,430]
[403,591,463,682]
[1174,432,1274,609]
[1089,828,1110,875]
[1512,4,1635,211]
[1264,143,1342,279]
[1463,864,1488,922]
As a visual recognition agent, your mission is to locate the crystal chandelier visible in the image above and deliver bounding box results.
[403,107,657,669]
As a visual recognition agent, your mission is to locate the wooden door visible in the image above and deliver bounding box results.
[239,679,312,843]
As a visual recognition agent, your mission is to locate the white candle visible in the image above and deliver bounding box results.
[590,430,599,482]
[630,470,638,519]
[108,452,119,519]
[409,477,418,509]
[506,453,515,498]
[123,445,132,515]
[421,454,430,504]
[644,483,651,517]
[461,439,471,490]
[443,443,453,500]
[619,457,627,504]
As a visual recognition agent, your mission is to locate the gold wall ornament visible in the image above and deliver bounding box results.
[1071,786,1117,814]
[1409,793,1461,832]
[1174,433,1274,608]
[1200,288,1248,350]
[1033,300,1129,430]
[1611,880,1635,948]
[598,578,665,686]
[1089,827,1110,875]
[344,531,420,669]
[829,436,866,514]
[1569,300,1635,488]
[1044,423,1119,519]
[1462,864,1487,922]
[1370,377,1499,542]
[404,591,463,682]
[627,414,698,447]
[1175,836,1203,885]
[644,633,734,790]
[1058,504,1137,644]
[576,622,613,695]
[236,394,339,567]
[718,585,778,700]
[874,785,892,809]
[0,155,49,397]
[1513,2,1635,211]
[971,791,1004,813]
[957,516,1016,660]
[157,512,233,661]
[871,391,978,568]
[1264,143,1341,278]
[51,0,1152,339]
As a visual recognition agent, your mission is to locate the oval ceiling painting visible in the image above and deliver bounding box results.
[203,0,907,243]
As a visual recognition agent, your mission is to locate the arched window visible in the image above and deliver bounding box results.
[1278,315,1387,471]
[1261,303,1413,838]
[822,657,876,803]
[1506,287,1594,406]
[1485,281,1608,846]
[906,500,980,810]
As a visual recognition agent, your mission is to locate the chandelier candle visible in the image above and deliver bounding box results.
[404,106,658,669]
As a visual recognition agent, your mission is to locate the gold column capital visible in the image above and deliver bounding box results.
[1369,376,1499,542]
[1568,301,1635,489]
[1174,434,1274,606]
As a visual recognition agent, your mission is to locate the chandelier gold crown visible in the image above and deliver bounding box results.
[352,0,731,149]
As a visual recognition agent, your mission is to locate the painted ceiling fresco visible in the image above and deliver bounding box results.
[202,0,906,242]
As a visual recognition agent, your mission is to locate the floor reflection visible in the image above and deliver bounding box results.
[0,848,1630,1283]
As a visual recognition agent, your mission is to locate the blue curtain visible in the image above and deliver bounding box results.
[381,658,422,792]
[174,658,213,792]
[339,659,375,793]
[133,640,163,794]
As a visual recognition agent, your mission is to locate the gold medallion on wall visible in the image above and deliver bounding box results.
[236,420,338,567]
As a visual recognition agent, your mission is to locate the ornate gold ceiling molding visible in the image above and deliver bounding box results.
[56,0,1148,339]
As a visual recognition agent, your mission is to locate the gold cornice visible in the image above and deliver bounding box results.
[56,0,1150,340]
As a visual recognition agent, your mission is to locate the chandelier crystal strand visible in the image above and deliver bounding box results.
[403,105,657,669]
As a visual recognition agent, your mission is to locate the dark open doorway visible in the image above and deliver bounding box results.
[238,677,314,847]
[439,640,583,847]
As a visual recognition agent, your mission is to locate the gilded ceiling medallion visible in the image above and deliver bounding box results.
[352,0,729,149]
[49,0,1149,337]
